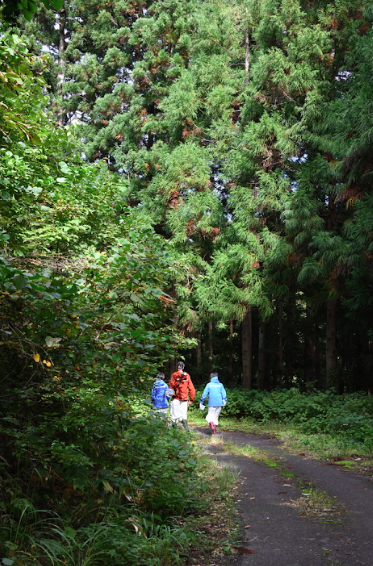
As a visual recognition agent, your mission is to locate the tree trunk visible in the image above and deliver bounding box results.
[278,303,284,385]
[284,352,292,389]
[326,298,337,388]
[304,333,314,390]
[208,320,213,372]
[166,358,176,380]
[242,306,252,389]
[304,311,321,390]
[229,318,233,379]
[196,331,201,377]
[257,320,266,390]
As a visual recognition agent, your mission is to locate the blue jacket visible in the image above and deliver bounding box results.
[151,379,169,409]
[200,376,227,407]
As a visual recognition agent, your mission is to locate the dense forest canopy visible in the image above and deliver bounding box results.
[2,0,373,393]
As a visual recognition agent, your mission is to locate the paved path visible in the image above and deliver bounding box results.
[195,427,373,566]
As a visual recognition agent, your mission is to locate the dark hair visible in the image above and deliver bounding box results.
[176,361,185,370]
[157,372,165,379]
[210,372,218,378]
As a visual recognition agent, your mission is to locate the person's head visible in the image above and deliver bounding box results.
[176,361,185,371]
[210,372,218,381]
[157,372,165,380]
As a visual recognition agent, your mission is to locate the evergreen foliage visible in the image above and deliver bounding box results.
[3,0,373,560]
[15,0,373,390]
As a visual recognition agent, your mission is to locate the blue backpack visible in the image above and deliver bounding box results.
[151,380,169,409]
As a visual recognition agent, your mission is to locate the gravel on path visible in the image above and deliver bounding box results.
[195,427,373,566]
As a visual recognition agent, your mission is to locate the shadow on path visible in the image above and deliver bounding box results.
[194,426,373,566]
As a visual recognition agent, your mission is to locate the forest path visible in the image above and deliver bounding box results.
[194,427,373,566]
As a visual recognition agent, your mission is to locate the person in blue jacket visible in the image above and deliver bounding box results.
[199,372,227,434]
[151,373,170,416]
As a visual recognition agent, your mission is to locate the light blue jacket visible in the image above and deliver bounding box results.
[200,376,227,407]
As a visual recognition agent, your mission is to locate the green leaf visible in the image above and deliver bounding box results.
[13,273,28,289]
[58,161,71,174]
[26,186,43,197]
[64,526,77,539]
[51,0,64,8]
[45,336,62,347]
[102,480,114,493]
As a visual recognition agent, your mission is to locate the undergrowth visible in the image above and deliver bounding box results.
[0,415,238,566]
[189,388,373,461]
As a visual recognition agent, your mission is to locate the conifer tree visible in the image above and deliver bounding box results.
[18,0,373,391]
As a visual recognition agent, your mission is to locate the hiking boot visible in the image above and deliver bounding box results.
[213,424,217,434]
[181,419,189,431]
[209,422,214,433]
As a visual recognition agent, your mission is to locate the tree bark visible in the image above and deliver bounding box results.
[278,303,284,385]
[304,310,321,390]
[304,333,315,390]
[166,358,176,380]
[208,320,213,372]
[196,331,201,377]
[229,318,233,379]
[257,319,266,390]
[326,298,337,388]
[242,306,252,389]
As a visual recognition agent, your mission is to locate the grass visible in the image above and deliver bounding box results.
[0,457,240,566]
[285,487,344,524]
[212,438,282,469]
[189,413,373,470]
[0,428,241,566]
[183,447,241,565]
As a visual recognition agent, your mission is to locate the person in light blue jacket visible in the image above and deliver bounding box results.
[199,372,227,434]
[151,373,171,415]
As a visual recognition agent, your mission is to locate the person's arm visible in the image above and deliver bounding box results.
[221,384,227,406]
[188,376,196,403]
[200,383,209,405]
[162,384,169,403]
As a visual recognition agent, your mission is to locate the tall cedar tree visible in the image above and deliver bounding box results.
[19,0,373,390]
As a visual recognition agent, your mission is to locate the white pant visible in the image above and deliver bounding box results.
[206,406,222,426]
[170,399,188,422]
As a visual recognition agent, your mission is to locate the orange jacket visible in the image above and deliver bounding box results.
[169,370,195,402]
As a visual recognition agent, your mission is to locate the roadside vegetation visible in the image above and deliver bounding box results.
[0,26,238,566]
[190,388,373,465]
[1,410,239,566]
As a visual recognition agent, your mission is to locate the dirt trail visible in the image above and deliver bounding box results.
[195,427,373,566]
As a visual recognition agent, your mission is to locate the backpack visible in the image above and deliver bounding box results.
[173,371,186,396]
[151,381,168,408]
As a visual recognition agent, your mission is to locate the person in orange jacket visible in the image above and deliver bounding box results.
[169,361,195,430]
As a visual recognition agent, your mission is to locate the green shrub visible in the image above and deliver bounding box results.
[190,387,373,448]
